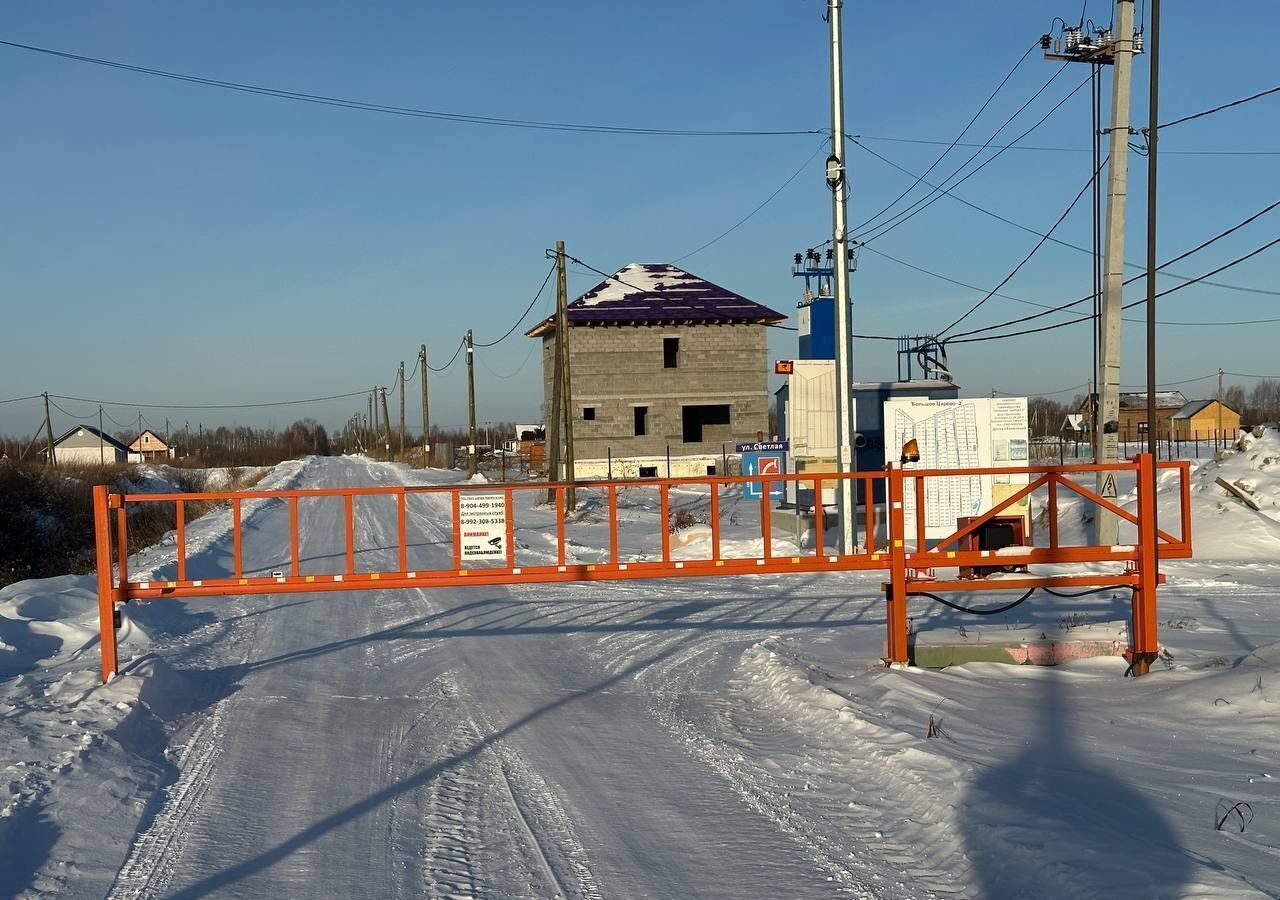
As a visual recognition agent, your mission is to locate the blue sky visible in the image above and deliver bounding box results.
[2,1,1277,439]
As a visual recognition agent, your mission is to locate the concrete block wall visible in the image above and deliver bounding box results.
[540,323,770,464]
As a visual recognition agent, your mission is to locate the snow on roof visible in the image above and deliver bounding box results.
[1118,391,1187,409]
[526,263,785,335]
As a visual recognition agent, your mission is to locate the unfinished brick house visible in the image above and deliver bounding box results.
[526,263,786,478]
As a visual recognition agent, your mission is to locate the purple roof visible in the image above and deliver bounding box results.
[527,263,786,335]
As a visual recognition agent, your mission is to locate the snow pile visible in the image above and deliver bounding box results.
[0,458,307,896]
[1180,427,1280,559]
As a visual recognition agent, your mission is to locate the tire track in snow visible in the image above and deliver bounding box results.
[105,696,230,900]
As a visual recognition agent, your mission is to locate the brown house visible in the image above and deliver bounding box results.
[1079,391,1187,440]
[128,429,175,462]
[1169,400,1241,441]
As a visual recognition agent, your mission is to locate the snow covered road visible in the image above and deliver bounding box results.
[7,451,1280,898]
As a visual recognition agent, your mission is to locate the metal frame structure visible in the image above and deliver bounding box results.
[92,454,1190,683]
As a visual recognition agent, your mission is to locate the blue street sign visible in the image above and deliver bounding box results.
[742,452,786,499]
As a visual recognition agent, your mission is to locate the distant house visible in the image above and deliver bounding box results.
[1170,399,1241,441]
[526,263,786,478]
[1061,413,1090,439]
[1079,391,1187,440]
[128,429,175,462]
[46,425,130,465]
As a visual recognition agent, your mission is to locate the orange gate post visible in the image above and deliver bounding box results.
[92,485,119,682]
[1129,452,1161,674]
[885,464,910,665]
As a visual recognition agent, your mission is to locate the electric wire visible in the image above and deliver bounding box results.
[0,394,41,405]
[47,388,370,410]
[1159,84,1280,130]
[852,135,1280,156]
[945,199,1280,341]
[859,70,1090,244]
[0,39,819,138]
[850,138,1280,295]
[472,262,557,347]
[945,235,1280,345]
[937,156,1104,338]
[918,588,1037,616]
[670,138,829,263]
[850,41,1038,236]
[560,252,903,341]
[477,342,540,380]
[427,338,466,372]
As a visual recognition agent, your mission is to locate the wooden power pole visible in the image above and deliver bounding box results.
[466,330,478,477]
[419,344,430,466]
[380,387,392,458]
[42,392,55,466]
[398,360,406,457]
[545,255,564,503]
[556,241,576,510]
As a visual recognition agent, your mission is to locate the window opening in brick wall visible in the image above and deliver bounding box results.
[682,404,731,443]
[663,337,679,369]
[583,407,596,421]
[634,406,648,437]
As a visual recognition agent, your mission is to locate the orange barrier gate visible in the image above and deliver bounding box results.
[91,454,1190,683]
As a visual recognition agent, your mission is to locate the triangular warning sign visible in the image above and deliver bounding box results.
[1101,473,1117,499]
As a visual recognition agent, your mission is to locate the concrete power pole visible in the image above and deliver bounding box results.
[827,0,856,555]
[466,330,478,477]
[545,245,565,503]
[368,392,374,450]
[420,344,430,466]
[1097,0,1139,543]
[557,241,577,511]
[42,393,56,466]
[398,360,406,457]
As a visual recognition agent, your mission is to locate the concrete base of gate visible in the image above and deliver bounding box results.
[908,620,1130,669]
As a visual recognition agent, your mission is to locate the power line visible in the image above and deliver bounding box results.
[0,394,41,405]
[852,134,1280,156]
[47,388,370,410]
[472,262,557,347]
[849,138,1280,296]
[945,197,1280,340]
[477,341,540,380]
[946,235,1280,345]
[670,139,828,263]
[851,42,1038,235]
[427,337,466,372]
[861,243,1280,327]
[1159,84,1280,130]
[937,156,1104,337]
[562,252,901,341]
[0,39,819,138]
[858,70,1090,243]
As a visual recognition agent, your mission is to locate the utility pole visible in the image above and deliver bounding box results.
[1217,367,1224,447]
[466,330,478,477]
[398,360,406,457]
[99,406,105,464]
[545,245,565,503]
[380,387,392,459]
[1042,1,1141,543]
[827,0,856,555]
[558,241,576,510]
[41,393,56,466]
[368,391,375,451]
[1098,0,1138,542]
[419,344,430,466]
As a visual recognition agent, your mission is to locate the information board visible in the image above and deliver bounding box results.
[459,492,507,562]
[883,397,1029,540]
